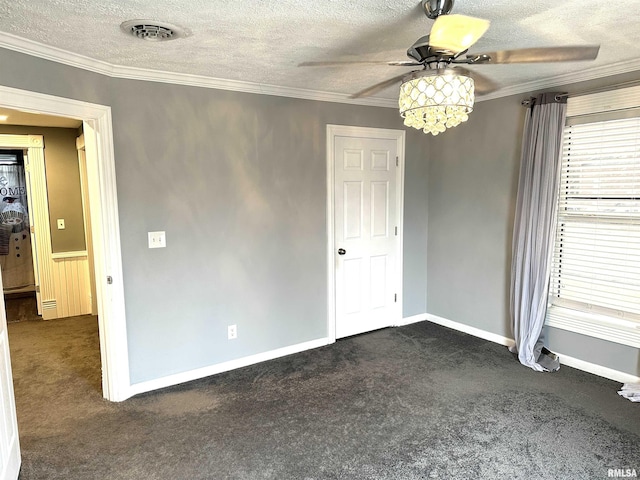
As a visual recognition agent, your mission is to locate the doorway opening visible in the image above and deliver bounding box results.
[0,86,130,402]
[0,126,96,324]
[0,150,36,305]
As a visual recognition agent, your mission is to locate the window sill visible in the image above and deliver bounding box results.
[546,306,640,348]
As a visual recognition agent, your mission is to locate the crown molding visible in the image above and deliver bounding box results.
[0,31,116,76]
[477,57,640,102]
[0,31,397,108]
[2,31,640,107]
[110,62,398,108]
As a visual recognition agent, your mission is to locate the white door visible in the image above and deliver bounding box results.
[77,136,98,316]
[0,272,21,480]
[333,131,402,338]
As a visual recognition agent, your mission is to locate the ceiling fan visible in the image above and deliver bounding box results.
[300,0,600,134]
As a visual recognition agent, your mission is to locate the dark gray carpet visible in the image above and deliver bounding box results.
[5,294,40,323]
[7,315,640,479]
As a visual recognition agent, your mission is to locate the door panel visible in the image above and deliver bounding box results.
[344,149,363,170]
[343,258,363,314]
[371,150,389,171]
[334,135,398,338]
[371,181,389,238]
[344,182,363,240]
[370,255,387,309]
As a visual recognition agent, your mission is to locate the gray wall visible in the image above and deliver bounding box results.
[0,47,429,384]
[0,48,111,106]
[0,125,86,253]
[5,43,635,384]
[110,80,429,382]
[427,96,522,336]
[427,76,640,377]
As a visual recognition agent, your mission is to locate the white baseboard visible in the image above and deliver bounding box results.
[126,315,639,399]
[425,313,516,348]
[556,353,640,384]
[127,337,333,398]
[397,313,429,326]
[419,313,640,384]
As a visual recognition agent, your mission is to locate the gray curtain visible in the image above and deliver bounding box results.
[510,93,566,372]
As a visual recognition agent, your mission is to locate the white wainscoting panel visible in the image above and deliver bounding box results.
[51,252,92,318]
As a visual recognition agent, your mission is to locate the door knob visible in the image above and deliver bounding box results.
[338,248,346,255]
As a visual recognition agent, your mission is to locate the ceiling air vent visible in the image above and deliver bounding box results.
[120,20,189,42]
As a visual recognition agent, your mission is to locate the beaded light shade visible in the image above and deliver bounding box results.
[399,70,475,136]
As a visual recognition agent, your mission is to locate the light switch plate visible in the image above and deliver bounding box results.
[57,219,65,230]
[148,231,166,248]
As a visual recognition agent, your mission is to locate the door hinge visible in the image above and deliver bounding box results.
[395,226,398,236]
[396,156,399,167]
[35,285,40,293]
[394,293,397,302]
[30,225,35,234]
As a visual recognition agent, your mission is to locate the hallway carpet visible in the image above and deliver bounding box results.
[7,316,640,479]
[4,294,40,323]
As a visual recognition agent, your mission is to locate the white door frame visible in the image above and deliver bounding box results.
[326,124,405,341]
[0,135,50,318]
[0,85,130,402]
[76,134,99,316]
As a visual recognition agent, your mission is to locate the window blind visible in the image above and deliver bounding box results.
[547,116,640,344]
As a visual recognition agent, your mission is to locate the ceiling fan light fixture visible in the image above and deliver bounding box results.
[399,70,474,135]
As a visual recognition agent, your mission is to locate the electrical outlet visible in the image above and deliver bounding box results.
[57,219,65,230]
[227,324,237,340]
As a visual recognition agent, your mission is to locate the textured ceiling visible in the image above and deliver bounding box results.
[1,0,639,100]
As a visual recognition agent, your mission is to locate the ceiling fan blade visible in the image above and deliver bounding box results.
[351,72,412,99]
[299,60,422,67]
[429,14,490,53]
[465,45,600,64]
[450,67,498,95]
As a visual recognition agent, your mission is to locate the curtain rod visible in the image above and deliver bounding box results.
[521,95,565,107]
[521,78,640,107]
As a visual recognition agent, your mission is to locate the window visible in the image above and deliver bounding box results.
[545,87,640,348]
